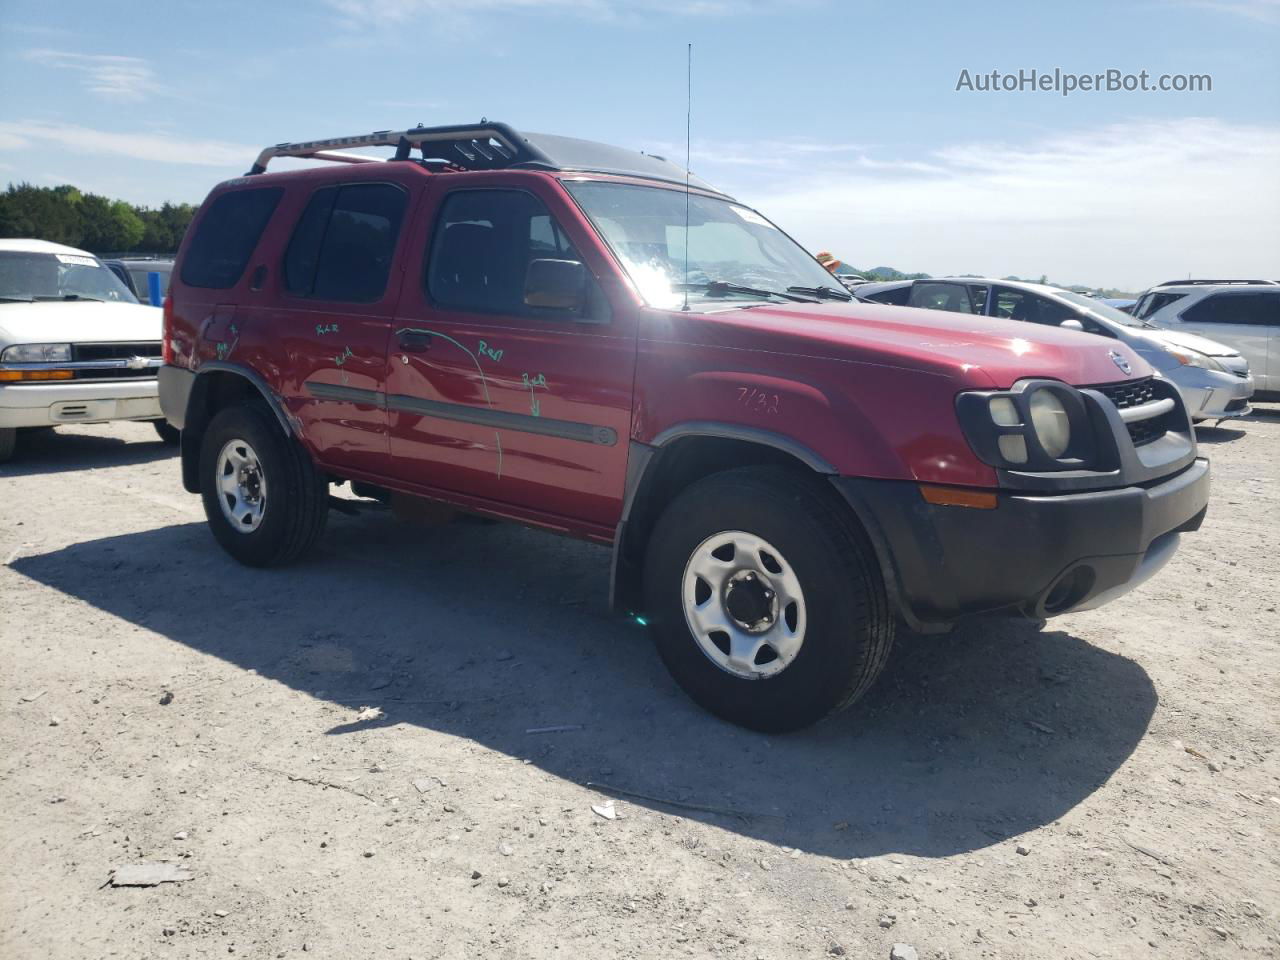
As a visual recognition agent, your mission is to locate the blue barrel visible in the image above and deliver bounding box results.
[147,271,163,307]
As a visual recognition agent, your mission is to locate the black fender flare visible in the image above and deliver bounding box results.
[608,422,837,614]
[175,362,295,493]
[192,362,295,436]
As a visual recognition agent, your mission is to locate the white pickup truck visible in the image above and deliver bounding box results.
[0,238,172,462]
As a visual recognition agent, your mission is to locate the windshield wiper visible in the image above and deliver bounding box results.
[787,284,853,302]
[33,294,106,302]
[674,280,818,303]
[0,295,35,303]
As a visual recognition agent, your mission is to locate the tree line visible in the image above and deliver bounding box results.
[0,183,196,255]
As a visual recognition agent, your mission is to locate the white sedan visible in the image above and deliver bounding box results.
[0,238,172,462]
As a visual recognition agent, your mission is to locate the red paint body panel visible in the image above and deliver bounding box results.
[166,163,1152,544]
[632,301,1151,487]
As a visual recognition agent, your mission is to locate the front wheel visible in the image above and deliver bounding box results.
[198,405,328,566]
[643,466,894,733]
[0,428,16,463]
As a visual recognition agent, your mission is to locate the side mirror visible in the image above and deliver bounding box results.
[1060,318,1085,331]
[524,259,586,312]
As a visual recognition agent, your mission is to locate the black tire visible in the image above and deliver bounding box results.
[642,466,894,733]
[0,428,15,463]
[199,405,328,567]
[153,420,180,445]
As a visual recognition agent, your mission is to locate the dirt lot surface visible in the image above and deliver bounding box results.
[1,407,1278,960]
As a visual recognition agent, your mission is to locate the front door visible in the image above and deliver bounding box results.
[385,180,635,532]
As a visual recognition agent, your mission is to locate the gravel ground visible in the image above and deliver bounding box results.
[1,406,1277,960]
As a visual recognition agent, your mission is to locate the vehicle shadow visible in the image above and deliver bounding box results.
[1243,402,1280,421]
[1194,424,1247,444]
[11,511,1157,859]
[0,426,175,477]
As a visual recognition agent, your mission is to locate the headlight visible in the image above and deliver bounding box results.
[958,379,1095,472]
[1028,389,1070,458]
[1170,348,1226,373]
[1,343,72,363]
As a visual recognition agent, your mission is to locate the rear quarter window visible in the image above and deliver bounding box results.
[180,187,283,289]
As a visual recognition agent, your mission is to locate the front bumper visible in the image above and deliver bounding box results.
[1168,366,1254,420]
[832,457,1210,631]
[0,380,161,428]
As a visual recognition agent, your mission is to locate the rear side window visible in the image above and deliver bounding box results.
[181,188,283,289]
[283,183,408,303]
[1182,290,1280,326]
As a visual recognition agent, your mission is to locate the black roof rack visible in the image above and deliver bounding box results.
[1153,279,1279,287]
[246,121,724,194]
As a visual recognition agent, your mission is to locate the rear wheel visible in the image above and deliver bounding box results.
[643,466,894,732]
[199,405,327,566]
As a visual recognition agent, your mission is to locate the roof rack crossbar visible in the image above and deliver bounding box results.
[241,120,727,196]
[246,122,550,175]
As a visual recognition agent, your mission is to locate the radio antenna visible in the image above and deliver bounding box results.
[681,42,692,312]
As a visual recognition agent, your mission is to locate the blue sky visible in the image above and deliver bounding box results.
[1,0,1277,290]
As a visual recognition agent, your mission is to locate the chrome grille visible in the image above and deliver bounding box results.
[1093,377,1177,448]
[1095,378,1158,410]
[71,342,162,380]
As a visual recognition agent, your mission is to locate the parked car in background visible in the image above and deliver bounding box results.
[1132,280,1279,395]
[158,122,1209,732]
[1101,298,1137,313]
[857,277,1253,421]
[102,258,174,306]
[0,239,175,461]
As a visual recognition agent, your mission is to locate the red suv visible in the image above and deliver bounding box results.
[159,123,1209,732]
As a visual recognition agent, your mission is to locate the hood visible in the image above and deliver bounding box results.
[0,300,161,348]
[696,301,1151,388]
[1141,328,1240,358]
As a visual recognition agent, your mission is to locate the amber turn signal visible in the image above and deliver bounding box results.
[919,484,998,509]
[0,369,75,382]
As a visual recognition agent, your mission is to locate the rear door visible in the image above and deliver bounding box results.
[252,174,417,477]
[385,177,635,531]
[1174,291,1276,390]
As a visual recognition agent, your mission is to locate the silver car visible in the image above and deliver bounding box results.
[857,277,1253,421]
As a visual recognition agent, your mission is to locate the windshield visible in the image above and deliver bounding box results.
[0,251,139,304]
[563,181,843,308]
[1054,291,1146,327]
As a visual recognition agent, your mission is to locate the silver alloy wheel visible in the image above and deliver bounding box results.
[216,438,268,533]
[682,530,807,679]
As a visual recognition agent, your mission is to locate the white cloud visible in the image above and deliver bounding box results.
[719,118,1280,291]
[0,121,253,168]
[22,49,158,101]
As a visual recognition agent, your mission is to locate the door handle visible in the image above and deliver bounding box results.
[398,331,432,353]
